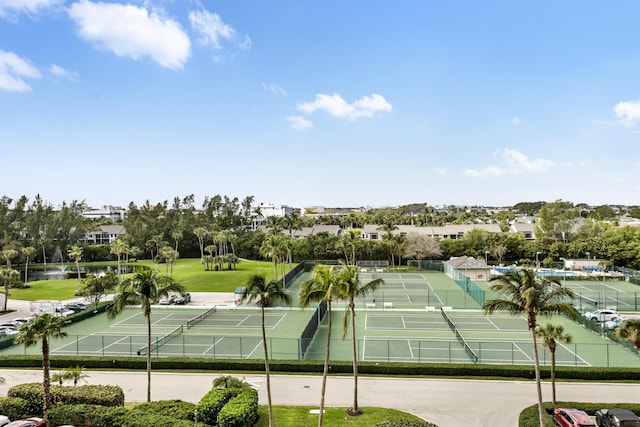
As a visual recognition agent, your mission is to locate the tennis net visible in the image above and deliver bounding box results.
[186,305,217,329]
[137,324,184,356]
[440,308,478,363]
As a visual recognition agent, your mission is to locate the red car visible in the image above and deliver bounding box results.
[554,408,596,427]
[5,417,46,427]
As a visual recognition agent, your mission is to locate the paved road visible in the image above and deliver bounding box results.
[1,369,639,426]
[2,295,640,426]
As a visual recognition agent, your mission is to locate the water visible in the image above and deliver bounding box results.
[20,265,131,282]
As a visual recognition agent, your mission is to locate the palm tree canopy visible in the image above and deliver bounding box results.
[616,318,640,350]
[299,264,346,308]
[536,322,573,350]
[483,269,578,328]
[241,274,291,307]
[107,269,185,319]
[15,313,68,348]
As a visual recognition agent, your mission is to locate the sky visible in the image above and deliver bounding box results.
[1,1,640,210]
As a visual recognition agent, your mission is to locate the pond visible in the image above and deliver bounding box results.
[20,265,134,282]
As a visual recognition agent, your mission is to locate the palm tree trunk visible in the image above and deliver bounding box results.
[261,305,274,427]
[350,302,361,415]
[530,328,545,427]
[42,337,51,411]
[551,350,556,404]
[3,285,8,312]
[319,300,332,427]
[146,308,152,403]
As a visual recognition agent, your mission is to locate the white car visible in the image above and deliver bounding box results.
[584,309,619,322]
[0,415,9,426]
[604,316,626,330]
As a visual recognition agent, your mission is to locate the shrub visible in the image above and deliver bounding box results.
[131,400,196,421]
[217,388,258,427]
[118,411,206,427]
[7,383,43,415]
[44,404,127,427]
[0,396,30,420]
[194,388,240,425]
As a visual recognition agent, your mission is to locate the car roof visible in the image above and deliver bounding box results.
[558,408,594,424]
[608,408,640,420]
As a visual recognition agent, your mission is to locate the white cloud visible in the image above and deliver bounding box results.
[463,148,554,177]
[0,0,62,18]
[49,64,78,81]
[263,83,285,96]
[297,93,392,120]
[511,117,521,125]
[189,9,250,51]
[287,115,313,131]
[0,50,41,92]
[614,100,640,127]
[68,0,191,69]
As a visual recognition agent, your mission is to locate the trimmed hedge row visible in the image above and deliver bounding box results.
[218,388,258,427]
[1,355,639,382]
[194,388,240,425]
[0,397,30,420]
[7,383,124,416]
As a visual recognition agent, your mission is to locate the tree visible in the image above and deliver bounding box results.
[67,244,83,281]
[212,375,251,389]
[299,264,346,427]
[110,239,129,283]
[160,246,178,277]
[403,232,442,261]
[78,273,118,311]
[260,233,284,281]
[21,246,36,284]
[535,322,572,404]
[193,227,208,261]
[338,263,384,415]
[107,269,185,402]
[483,269,578,427]
[1,249,17,270]
[14,314,68,412]
[0,269,20,312]
[240,275,291,427]
[616,318,640,353]
[53,365,89,387]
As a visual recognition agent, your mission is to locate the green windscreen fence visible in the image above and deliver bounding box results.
[443,263,485,306]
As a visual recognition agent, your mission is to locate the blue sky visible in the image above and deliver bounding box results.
[1,1,640,210]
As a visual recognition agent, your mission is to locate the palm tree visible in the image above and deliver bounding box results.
[240,275,291,427]
[535,322,572,404]
[14,314,68,412]
[193,227,209,260]
[110,239,129,283]
[483,269,578,427]
[299,264,346,427]
[0,269,20,312]
[212,375,251,389]
[64,365,89,387]
[107,269,185,402]
[260,233,284,281]
[338,263,384,416]
[616,318,640,353]
[21,246,36,285]
[1,249,17,270]
[67,244,83,281]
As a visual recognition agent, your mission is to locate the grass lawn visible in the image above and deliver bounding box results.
[9,258,282,301]
[256,406,427,426]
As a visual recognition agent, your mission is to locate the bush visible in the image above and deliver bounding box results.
[194,388,240,425]
[0,396,30,420]
[118,411,206,427]
[7,383,43,415]
[131,400,196,421]
[217,388,258,427]
[44,404,127,427]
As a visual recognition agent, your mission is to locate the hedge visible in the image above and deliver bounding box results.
[194,388,240,425]
[0,396,31,420]
[217,388,258,427]
[44,404,128,427]
[130,400,197,421]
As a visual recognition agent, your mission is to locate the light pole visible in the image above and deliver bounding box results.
[484,250,489,266]
[560,257,566,287]
[535,251,542,269]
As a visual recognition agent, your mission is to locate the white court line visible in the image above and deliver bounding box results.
[486,317,499,330]
[401,316,406,329]
[512,342,533,362]
[557,342,592,367]
[151,313,175,326]
[112,312,143,327]
[204,337,226,355]
[236,315,252,327]
[245,339,265,359]
[407,338,414,359]
[406,295,412,304]
[270,313,287,329]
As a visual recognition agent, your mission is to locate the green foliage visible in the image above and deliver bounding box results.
[131,400,197,421]
[194,388,240,425]
[7,383,124,416]
[118,411,205,427]
[218,388,258,427]
[44,404,128,427]
[0,396,30,420]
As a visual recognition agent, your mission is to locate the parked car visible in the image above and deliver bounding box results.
[0,414,9,426]
[12,317,33,326]
[158,295,176,305]
[64,303,88,313]
[0,328,18,336]
[174,292,191,305]
[0,322,19,330]
[584,309,619,322]
[595,408,640,427]
[54,307,75,317]
[604,316,626,330]
[554,408,596,427]
[5,417,46,427]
